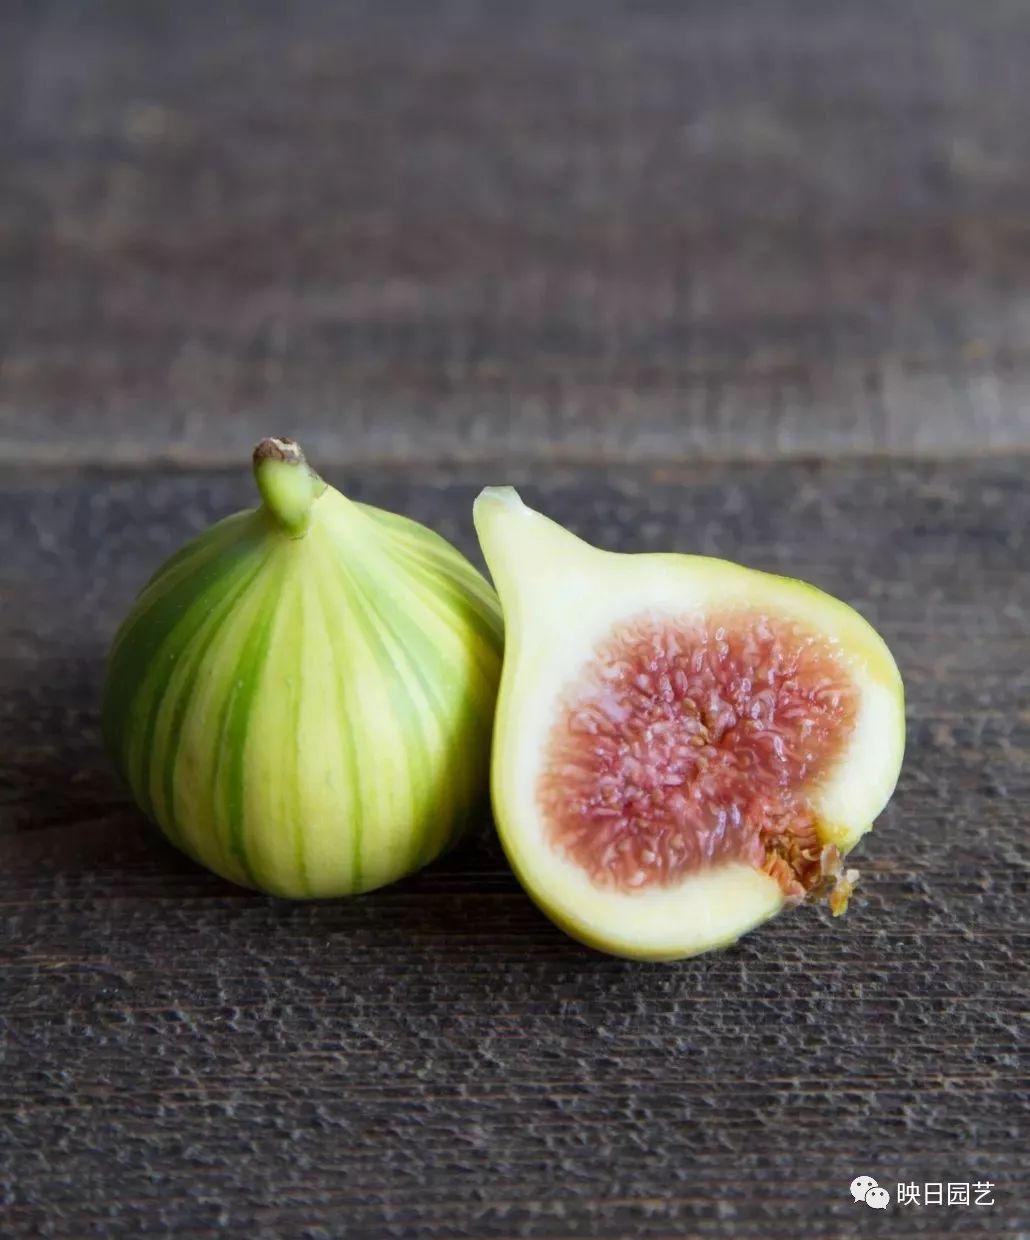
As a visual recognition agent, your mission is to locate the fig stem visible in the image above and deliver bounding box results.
[252,437,326,537]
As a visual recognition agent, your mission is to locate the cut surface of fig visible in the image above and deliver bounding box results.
[541,610,858,902]
[474,486,905,961]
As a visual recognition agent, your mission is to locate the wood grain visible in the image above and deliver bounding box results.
[4,0,1030,465]
[1,458,1026,1237]
[3,2,1028,1234]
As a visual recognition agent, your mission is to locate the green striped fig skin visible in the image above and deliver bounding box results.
[102,475,503,898]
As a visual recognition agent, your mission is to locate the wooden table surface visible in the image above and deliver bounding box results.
[2,3,1027,1237]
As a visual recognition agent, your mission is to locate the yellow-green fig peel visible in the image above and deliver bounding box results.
[102,437,503,897]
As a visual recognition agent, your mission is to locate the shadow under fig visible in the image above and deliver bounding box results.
[0,651,176,875]
[0,654,582,958]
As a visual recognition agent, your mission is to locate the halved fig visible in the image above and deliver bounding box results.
[474,488,905,961]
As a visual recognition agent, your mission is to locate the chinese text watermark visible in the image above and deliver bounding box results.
[849,1176,995,1211]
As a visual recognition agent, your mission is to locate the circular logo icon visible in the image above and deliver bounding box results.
[865,1187,890,1210]
[850,1175,879,1204]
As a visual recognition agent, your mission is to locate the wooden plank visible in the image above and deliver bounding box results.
[1,458,1026,1236]
[4,1,1030,465]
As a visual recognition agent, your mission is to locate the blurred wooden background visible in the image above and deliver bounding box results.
[2,3,1027,1238]
[4,0,1030,465]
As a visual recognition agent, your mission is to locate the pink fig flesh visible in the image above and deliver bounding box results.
[538,611,858,901]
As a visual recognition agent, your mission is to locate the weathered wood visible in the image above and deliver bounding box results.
[4,0,1030,466]
[2,458,1026,1237]
[3,1,1028,1233]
